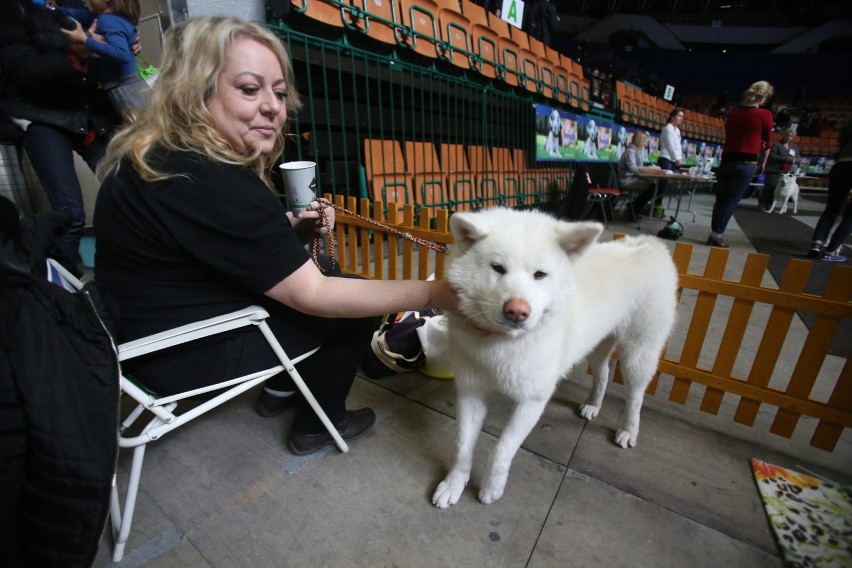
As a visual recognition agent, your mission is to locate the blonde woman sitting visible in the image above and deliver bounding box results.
[617,130,661,215]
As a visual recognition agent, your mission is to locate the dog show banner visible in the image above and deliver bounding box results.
[533,103,721,167]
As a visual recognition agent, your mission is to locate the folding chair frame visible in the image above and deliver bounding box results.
[46,260,347,562]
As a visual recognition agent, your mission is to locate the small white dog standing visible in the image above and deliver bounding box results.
[768,172,799,214]
[432,209,678,508]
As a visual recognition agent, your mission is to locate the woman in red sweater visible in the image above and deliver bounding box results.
[707,81,774,247]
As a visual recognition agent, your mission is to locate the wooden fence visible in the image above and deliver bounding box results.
[326,195,852,452]
[328,195,452,280]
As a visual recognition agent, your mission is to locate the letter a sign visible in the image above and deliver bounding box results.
[502,0,524,29]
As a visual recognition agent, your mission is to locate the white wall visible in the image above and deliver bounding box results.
[186,0,265,21]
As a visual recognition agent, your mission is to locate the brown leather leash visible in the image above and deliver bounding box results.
[310,197,449,273]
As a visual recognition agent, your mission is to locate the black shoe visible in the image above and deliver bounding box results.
[706,235,729,248]
[288,407,377,455]
[807,244,822,259]
[255,390,297,418]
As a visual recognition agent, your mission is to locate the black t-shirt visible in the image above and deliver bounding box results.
[94,149,311,342]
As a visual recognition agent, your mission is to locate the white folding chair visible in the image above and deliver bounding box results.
[46,259,348,562]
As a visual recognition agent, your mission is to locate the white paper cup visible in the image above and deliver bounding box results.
[279,161,317,216]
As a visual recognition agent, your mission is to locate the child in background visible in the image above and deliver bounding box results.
[60,0,148,116]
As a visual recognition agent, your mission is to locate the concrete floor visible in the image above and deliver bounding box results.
[93,191,852,567]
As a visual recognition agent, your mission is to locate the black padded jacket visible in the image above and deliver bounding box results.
[0,196,120,567]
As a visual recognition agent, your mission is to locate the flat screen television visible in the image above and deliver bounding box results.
[533,103,721,166]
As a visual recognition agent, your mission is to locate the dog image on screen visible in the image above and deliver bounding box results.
[615,126,628,159]
[582,119,598,159]
[543,109,562,157]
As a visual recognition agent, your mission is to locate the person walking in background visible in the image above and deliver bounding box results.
[807,116,852,262]
[759,128,798,211]
[707,80,774,248]
[59,0,148,116]
[0,0,121,268]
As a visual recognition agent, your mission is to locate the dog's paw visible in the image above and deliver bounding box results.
[432,476,467,509]
[615,429,638,448]
[478,478,506,505]
[579,404,600,421]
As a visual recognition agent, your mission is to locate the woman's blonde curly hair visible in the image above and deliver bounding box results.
[742,80,773,106]
[97,16,302,189]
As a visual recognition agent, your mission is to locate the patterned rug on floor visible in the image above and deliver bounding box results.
[751,458,852,567]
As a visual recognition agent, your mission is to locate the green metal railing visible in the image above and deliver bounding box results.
[266,7,577,218]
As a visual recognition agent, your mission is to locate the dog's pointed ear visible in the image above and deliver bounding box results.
[556,221,603,258]
[449,212,491,254]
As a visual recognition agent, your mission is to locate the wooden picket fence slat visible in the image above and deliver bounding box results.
[325,200,852,452]
[326,195,451,280]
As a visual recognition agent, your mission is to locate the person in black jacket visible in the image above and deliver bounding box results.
[524,0,560,47]
[476,0,501,18]
[0,0,121,268]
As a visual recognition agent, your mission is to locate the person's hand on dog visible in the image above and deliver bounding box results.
[429,280,495,336]
[427,279,459,314]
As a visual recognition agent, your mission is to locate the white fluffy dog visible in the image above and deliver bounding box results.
[543,109,562,157]
[432,209,678,508]
[768,172,799,214]
[582,119,598,159]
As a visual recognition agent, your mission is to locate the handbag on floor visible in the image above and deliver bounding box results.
[361,310,437,378]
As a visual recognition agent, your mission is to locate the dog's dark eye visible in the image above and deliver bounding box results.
[533,270,547,280]
[491,263,506,275]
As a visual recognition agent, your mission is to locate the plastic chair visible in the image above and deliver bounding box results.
[405,140,475,212]
[580,168,620,228]
[404,140,451,215]
[507,25,540,95]
[528,36,555,100]
[290,0,350,28]
[545,45,569,105]
[467,144,518,208]
[435,0,472,70]
[459,0,499,79]
[492,146,540,207]
[488,16,522,87]
[364,138,415,213]
[396,0,443,59]
[346,0,405,47]
[561,54,591,112]
[45,259,347,562]
[439,142,480,210]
